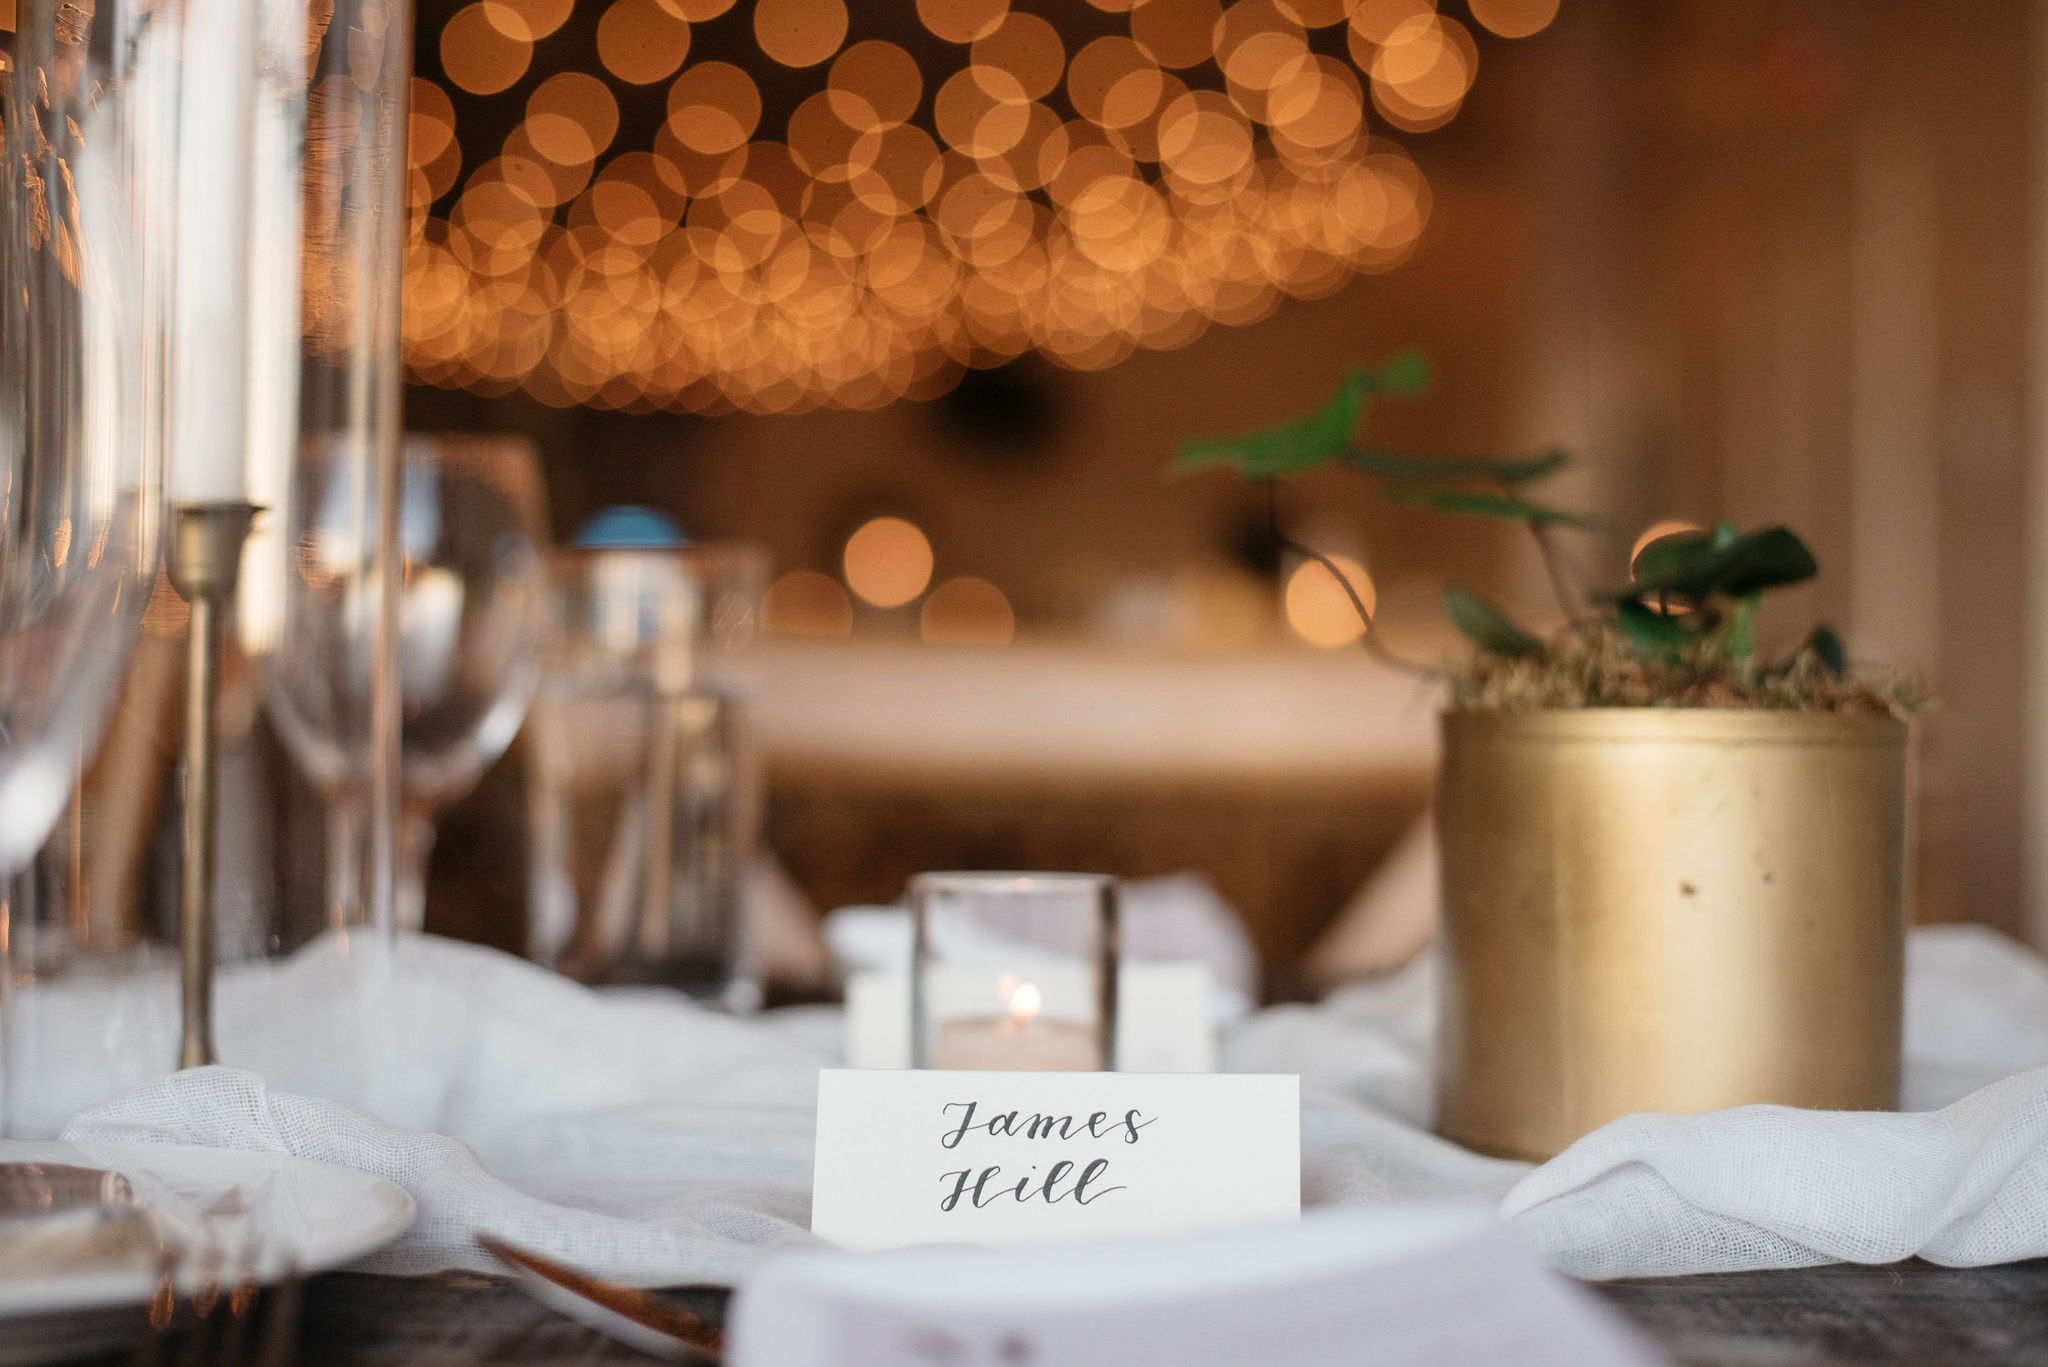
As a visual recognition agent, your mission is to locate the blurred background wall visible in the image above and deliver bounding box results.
[67,0,2048,995]
[402,0,2048,966]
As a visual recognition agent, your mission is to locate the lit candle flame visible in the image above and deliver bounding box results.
[1007,981,1043,1027]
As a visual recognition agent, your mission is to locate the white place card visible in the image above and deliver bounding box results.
[810,1068,1298,1251]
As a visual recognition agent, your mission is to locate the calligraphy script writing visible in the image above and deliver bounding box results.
[937,1100,1156,1213]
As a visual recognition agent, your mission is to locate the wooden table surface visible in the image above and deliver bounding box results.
[1601,1260,2048,1366]
[170,1260,2048,1366]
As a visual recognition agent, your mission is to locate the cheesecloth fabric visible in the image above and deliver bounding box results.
[47,923,2048,1283]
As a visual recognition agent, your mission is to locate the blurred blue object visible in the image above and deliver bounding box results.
[575,506,687,549]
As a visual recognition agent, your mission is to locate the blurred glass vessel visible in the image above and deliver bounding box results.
[0,0,173,1134]
[261,435,546,930]
[4,0,417,1134]
[528,519,768,1008]
[233,0,414,941]
[0,0,171,880]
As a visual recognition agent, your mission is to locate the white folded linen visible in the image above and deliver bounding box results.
[1503,1063,2048,1279]
[1232,921,2048,1276]
[64,1067,819,1283]
[39,935,833,1284]
[42,921,2048,1283]
[1499,927,2048,1277]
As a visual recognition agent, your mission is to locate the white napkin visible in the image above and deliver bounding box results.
[31,934,835,1285]
[39,922,2048,1283]
[62,1067,819,1284]
[1498,928,2048,1278]
[1231,922,2048,1275]
[1503,1064,2048,1279]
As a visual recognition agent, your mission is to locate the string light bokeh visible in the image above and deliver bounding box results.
[405,0,1561,414]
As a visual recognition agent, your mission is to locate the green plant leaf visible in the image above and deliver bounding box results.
[1170,352,1436,480]
[1343,447,1569,485]
[1442,584,1544,658]
[1173,368,1370,478]
[1615,598,1699,659]
[1716,528,1818,597]
[1628,530,1719,592]
[1388,487,1609,531]
[1378,348,1430,396]
[1616,524,1819,603]
[1805,624,1846,677]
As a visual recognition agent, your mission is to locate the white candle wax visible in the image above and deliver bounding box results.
[935,1016,1101,1071]
[933,980,1103,1071]
[168,0,259,505]
[241,0,309,518]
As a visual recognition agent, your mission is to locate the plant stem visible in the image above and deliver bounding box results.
[1724,592,1761,680]
[1532,523,1595,623]
[1498,474,1593,625]
[1266,483,1441,680]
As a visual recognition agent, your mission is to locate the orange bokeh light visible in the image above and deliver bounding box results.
[843,517,936,607]
[1469,0,1560,39]
[596,0,692,84]
[828,41,924,131]
[921,576,1017,645]
[481,0,571,43]
[763,570,855,637]
[972,13,1066,101]
[1129,0,1224,69]
[666,62,762,154]
[406,0,1525,413]
[441,4,531,95]
[754,0,849,69]
[917,0,1009,45]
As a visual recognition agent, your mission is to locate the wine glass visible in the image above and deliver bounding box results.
[0,7,171,881]
[0,0,176,1135]
[259,435,547,931]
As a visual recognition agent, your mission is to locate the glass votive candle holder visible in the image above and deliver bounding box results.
[908,872,1121,1071]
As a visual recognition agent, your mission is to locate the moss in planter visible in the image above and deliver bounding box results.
[1448,624,1924,716]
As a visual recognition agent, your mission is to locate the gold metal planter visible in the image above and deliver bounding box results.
[1435,709,1909,1162]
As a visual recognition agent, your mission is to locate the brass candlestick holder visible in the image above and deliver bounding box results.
[165,502,260,1069]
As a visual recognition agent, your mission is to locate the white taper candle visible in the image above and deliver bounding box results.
[168,0,259,505]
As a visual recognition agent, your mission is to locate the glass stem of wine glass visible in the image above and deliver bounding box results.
[396,800,439,934]
[323,793,361,933]
[0,869,20,1129]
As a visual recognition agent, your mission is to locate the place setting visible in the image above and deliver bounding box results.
[4,0,2047,1364]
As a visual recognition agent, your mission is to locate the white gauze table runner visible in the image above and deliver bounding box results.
[46,923,2048,1283]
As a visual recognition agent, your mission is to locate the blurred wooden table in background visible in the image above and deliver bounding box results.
[745,641,1438,993]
